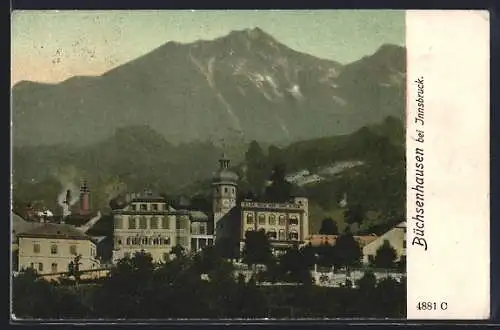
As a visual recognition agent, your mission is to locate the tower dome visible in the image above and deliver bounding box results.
[212,153,239,184]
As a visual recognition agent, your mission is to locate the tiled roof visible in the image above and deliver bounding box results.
[12,213,43,241]
[17,223,91,241]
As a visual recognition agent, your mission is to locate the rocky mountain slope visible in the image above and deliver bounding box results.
[12,27,405,146]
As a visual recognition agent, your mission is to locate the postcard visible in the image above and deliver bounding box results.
[10,9,490,321]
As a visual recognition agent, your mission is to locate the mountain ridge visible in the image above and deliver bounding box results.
[12,27,405,147]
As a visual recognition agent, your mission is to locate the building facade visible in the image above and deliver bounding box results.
[362,221,406,265]
[112,191,212,263]
[17,223,99,274]
[239,198,309,253]
[212,154,309,255]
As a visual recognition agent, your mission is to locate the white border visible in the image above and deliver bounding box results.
[406,10,490,319]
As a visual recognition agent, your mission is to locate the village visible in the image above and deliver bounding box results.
[11,154,406,287]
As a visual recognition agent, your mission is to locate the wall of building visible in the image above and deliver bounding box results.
[18,237,98,274]
[112,200,192,263]
[362,224,406,264]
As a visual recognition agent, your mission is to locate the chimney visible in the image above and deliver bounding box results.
[79,179,91,215]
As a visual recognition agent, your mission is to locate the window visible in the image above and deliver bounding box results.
[224,187,228,193]
[128,217,137,229]
[278,229,286,240]
[50,244,58,254]
[152,203,158,211]
[69,245,77,255]
[51,263,58,273]
[153,237,160,245]
[33,243,40,253]
[289,230,299,240]
[246,213,254,224]
[141,237,148,245]
[131,204,137,211]
[258,214,266,225]
[139,216,147,229]
[289,215,299,226]
[140,204,148,211]
[117,239,122,245]
[176,217,186,230]
[126,237,131,245]
[38,263,44,272]
[267,229,277,240]
[269,215,276,226]
[278,215,286,226]
[199,225,206,235]
[403,239,406,249]
[30,262,34,269]
[150,217,158,229]
[114,217,122,229]
[161,217,169,229]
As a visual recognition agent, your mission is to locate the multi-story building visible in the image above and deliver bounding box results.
[17,223,100,274]
[213,154,309,256]
[111,191,212,263]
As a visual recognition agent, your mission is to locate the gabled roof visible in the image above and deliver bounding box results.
[12,213,43,241]
[17,223,92,241]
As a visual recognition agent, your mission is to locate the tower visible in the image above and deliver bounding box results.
[212,153,238,237]
[79,179,91,215]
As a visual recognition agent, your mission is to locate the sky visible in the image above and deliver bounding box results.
[11,10,405,86]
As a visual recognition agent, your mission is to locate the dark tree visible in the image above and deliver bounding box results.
[245,141,268,193]
[374,239,398,269]
[344,203,366,225]
[264,164,293,203]
[278,247,313,284]
[316,243,338,269]
[335,229,362,271]
[171,244,186,259]
[67,254,82,283]
[242,229,274,269]
[357,270,377,291]
[318,217,339,235]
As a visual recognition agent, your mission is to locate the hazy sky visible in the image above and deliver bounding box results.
[11,10,405,86]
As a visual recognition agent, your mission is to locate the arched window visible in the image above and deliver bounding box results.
[267,229,277,240]
[278,215,286,226]
[141,237,148,245]
[269,214,276,226]
[258,213,266,225]
[246,213,254,224]
[289,230,299,240]
[126,237,131,245]
[278,229,286,240]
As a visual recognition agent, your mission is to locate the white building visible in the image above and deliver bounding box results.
[17,223,100,274]
[362,221,406,265]
[111,191,212,263]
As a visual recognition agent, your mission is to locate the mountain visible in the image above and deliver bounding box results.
[12,27,405,147]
